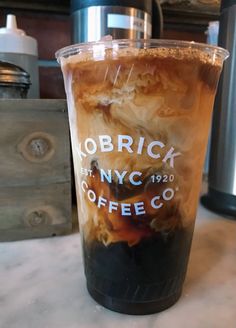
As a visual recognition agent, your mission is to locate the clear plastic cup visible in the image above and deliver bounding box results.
[56,40,228,315]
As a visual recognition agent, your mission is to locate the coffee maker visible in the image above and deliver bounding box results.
[201,0,236,217]
[71,0,163,42]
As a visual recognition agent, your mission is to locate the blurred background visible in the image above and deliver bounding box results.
[0,0,220,99]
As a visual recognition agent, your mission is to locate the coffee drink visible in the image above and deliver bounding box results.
[57,41,227,314]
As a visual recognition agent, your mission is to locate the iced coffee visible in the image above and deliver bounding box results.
[56,40,228,314]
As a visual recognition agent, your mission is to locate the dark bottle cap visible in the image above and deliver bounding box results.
[221,0,236,11]
[71,0,152,14]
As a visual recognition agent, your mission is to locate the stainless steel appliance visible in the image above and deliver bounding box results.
[202,0,236,217]
[71,0,163,42]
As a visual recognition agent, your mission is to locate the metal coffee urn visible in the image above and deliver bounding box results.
[202,0,236,217]
[71,0,163,42]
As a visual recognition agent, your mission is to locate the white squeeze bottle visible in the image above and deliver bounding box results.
[0,14,39,98]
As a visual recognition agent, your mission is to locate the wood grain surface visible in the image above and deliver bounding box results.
[0,99,72,241]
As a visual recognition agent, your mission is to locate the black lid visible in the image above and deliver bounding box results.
[71,0,152,13]
[221,0,236,11]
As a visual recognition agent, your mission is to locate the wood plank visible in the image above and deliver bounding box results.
[0,99,72,240]
[0,100,71,188]
[0,224,71,242]
[0,99,67,112]
[0,182,72,233]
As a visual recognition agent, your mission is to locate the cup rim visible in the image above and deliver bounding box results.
[55,39,229,63]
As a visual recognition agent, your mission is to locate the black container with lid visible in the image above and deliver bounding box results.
[201,0,236,217]
[221,0,236,10]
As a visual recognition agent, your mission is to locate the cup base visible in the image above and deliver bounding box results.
[87,283,182,315]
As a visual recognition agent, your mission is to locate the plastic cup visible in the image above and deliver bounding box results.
[56,40,228,315]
